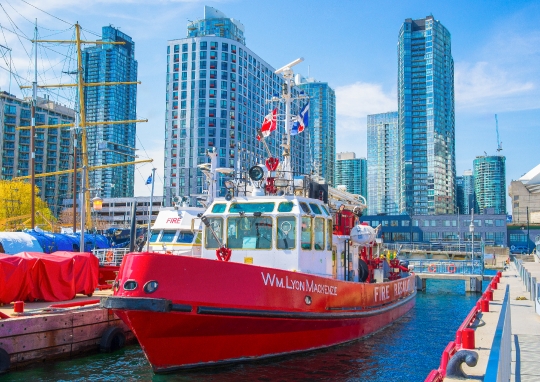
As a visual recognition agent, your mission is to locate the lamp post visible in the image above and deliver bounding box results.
[469,208,475,273]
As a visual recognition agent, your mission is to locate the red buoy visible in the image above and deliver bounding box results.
[462,328,475,349]
[481,299,489,312]
[13,301,24,313]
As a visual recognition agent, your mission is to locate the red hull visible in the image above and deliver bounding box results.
[104,253,416,373]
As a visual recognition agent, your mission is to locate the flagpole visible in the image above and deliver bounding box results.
[146,167,156,252]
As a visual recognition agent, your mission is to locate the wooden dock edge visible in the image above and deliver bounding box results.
[0,307,135,372]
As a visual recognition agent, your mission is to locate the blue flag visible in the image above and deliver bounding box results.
[291,101,309,136]
[145,174,153,185]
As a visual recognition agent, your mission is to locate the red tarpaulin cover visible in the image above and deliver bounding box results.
[16,252,76,302]
[50,251,98,296]
[0,254,36,304]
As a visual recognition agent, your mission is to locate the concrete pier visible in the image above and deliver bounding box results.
[443,261,540,381]
[0,290,133,373]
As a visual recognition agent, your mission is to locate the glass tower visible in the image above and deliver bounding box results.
[367,112,400,215]
[473,155,506,214]
[398,16,455,215]
[296,75,336,185]
[335,152,367,198]
[164,6,307,205]
[83,26,138,198]
[456,169,475,214]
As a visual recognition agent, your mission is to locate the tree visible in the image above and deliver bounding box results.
[0,180,57,231]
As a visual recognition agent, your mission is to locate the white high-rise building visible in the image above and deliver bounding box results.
[163,6,308,205]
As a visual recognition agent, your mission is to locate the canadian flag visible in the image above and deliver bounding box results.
[256,108,277,141]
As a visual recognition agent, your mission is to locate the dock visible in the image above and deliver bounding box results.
[425,257,540,381]
[0,290,134,374]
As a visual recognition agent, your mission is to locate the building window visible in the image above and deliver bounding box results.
[390,220,398,227]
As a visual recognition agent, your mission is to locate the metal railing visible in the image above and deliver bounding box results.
[408,259,484,275]
[484,284,512,382]
[386,242,484,253]
[92,248,130,266]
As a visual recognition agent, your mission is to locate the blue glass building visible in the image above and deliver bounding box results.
[296,75,336,185]
[473,155,506,215]
[367,112,400,215]
[398,16,455,215]
[456,169,475,214]
[83,26,138,198]
[164,7,308,205]
[334,152,367,198]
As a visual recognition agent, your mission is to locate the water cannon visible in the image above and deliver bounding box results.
[248,165,266,196]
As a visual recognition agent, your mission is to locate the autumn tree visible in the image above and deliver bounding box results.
[0,180,57,231]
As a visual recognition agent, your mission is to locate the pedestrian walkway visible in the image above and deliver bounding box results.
[504,262,540,382]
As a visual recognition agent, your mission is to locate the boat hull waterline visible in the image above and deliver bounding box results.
[102,253,416,373]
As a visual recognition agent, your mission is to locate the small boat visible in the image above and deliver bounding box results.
[101,59,416,373]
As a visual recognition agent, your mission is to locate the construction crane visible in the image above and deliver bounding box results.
[495,114,503,153]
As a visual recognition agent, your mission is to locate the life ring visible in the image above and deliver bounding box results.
[428,264,437,273]
[447,264,456,273]
[100,326,126,353]
[106,251,114,264]
[0,347,9,374]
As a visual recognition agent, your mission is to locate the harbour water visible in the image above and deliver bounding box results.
[3,276,492,381]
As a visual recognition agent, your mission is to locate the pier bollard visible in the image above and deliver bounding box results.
[485,290,493,301]
[13,301,24,313]
[462,328,475,349]
[481,299,489,312]
[491,280,498,290]
[497,271,502,278]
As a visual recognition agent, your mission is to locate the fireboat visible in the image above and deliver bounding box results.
[101,58,416,373]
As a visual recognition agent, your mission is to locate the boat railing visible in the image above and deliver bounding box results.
[407,259,484,275]
[92,248,130,266]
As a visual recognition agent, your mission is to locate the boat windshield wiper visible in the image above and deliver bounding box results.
[200,216,226,249]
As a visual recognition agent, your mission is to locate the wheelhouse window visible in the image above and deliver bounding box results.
[300,202,311,214]
[277,216,296,250]
[229,202,275,213]
[227,216,273,249]
[278,201,294,212]
[326,219,333,250]
[314,218,325,250]
[301,217,312,250]
[204,217,223,249]
[176,231,195,244]
[149,231,160,242]
[160,230,176,243]
[211,203,227,213]
[309,203,322,215]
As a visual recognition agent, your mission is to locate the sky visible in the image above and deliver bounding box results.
[0,0,538,207]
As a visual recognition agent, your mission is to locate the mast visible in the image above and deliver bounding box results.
[30,20,37,229]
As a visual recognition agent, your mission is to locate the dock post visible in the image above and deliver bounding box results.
[531,277,537,301]
[416,275,426,291]
[465,277,482,293]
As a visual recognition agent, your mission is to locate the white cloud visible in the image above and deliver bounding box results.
[333,81,396,156]
[455,61,537,111]
[335,82,396,119]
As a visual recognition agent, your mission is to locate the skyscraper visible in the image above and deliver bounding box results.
[295,75,336,185]
[456,169,474,214]
[398,16,455,215]
[0,93,74,216]
[367,112,400,215]
[335,152,367,198]
[164,6,308,205]
[473,155,506,215]
[83,26,138,198]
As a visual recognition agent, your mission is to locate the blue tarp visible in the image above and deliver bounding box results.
[0,232,43,254]
[24,230,110,253]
